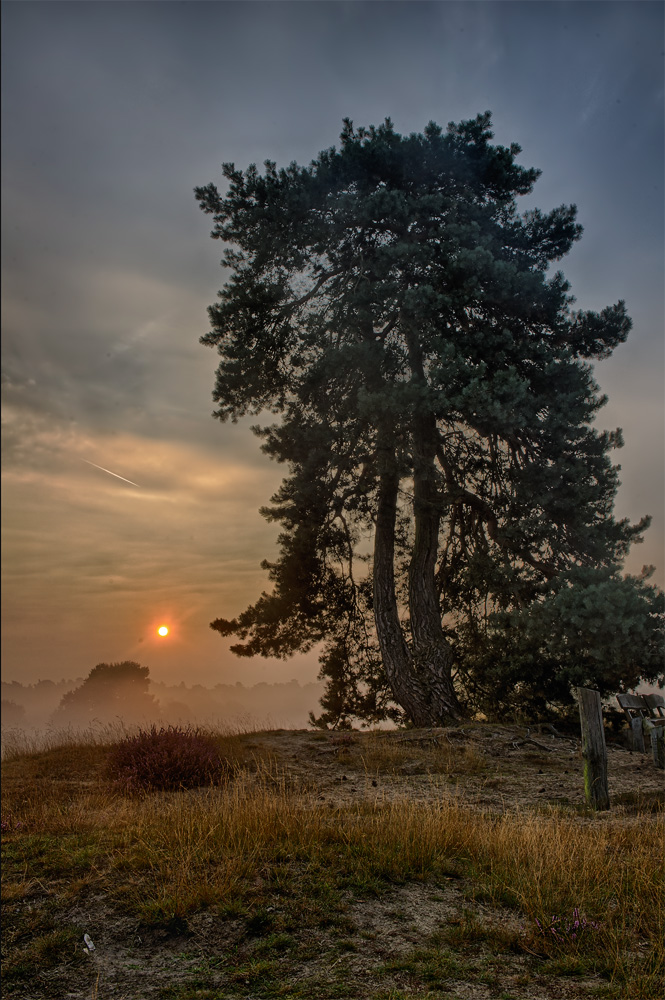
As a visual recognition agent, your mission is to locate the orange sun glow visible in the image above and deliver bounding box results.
[157,626,169,637]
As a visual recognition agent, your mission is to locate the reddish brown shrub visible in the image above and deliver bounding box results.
[106,725,229,794]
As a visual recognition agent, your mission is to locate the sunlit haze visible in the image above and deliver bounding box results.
[2,1,663,696]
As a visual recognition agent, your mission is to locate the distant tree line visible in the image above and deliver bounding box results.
[1,669,325,730]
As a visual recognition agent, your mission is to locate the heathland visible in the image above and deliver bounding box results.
[1,722,663,999]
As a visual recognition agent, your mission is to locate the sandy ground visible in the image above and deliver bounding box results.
[241,722,664,814]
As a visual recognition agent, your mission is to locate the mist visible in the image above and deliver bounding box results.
[1,676,327,745]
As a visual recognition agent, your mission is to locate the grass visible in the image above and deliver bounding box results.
[1,720,132,760]
[1,724,664,999]
[358,728,488,777]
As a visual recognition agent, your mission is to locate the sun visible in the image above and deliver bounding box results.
[157,625,169,637]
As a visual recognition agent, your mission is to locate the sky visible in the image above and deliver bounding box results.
[2,0,663,690]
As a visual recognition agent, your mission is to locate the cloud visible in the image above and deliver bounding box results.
[1,409,297,684]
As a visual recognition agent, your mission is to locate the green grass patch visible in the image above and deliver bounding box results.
[1,909,87,997]
[383,946,471,984]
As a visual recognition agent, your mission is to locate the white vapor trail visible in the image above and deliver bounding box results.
[82,459,141,488]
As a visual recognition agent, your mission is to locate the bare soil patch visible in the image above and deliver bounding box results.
[236,722,664,814]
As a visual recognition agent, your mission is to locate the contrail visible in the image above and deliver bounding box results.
[82,459,141,488]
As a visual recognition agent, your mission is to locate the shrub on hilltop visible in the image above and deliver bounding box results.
[106,724,230,794]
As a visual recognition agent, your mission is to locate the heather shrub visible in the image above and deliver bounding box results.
[106,724,230,794]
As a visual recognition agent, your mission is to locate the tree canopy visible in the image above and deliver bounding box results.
[53,661,158,725]
[196,113,662,727]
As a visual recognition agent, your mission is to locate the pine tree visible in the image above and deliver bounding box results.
[195,113,657,727]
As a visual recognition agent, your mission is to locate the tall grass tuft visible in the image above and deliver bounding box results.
[1,720,132,761]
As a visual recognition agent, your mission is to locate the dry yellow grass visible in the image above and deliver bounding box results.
[358,729,488,776]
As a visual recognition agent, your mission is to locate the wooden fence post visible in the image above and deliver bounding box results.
[630,716,646,753]
[648,726,665,769]
[576,687,610,811]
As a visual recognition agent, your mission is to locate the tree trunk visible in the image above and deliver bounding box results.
[409,410,462,722]
[373,428,461,726]
[403,318,462,723]
[374,459,435,726]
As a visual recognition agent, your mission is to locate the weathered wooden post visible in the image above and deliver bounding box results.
[576,687,610,811]
[630,716,646,753]
[647,725,665,769]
